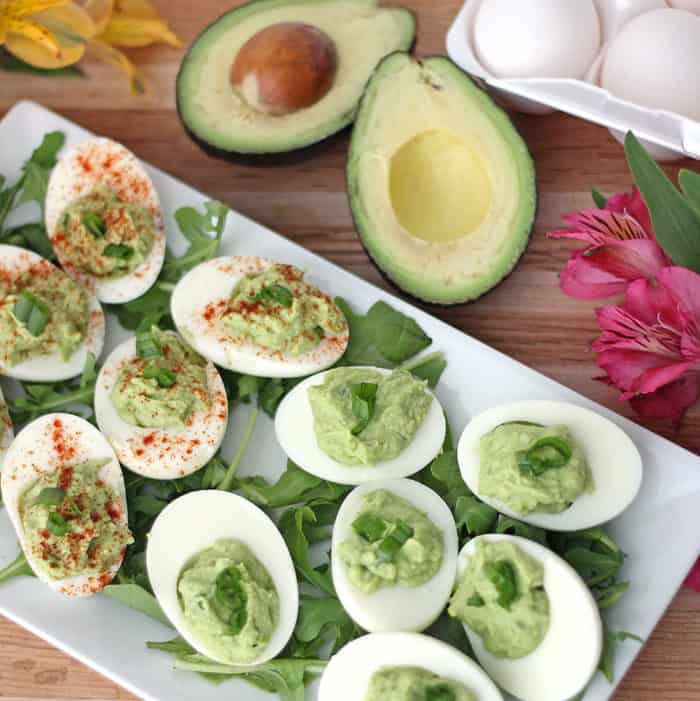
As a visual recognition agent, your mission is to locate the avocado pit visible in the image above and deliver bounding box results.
[231,22,338,116]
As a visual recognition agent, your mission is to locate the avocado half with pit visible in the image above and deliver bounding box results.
[347,54,537,305]
[176,0,416,156]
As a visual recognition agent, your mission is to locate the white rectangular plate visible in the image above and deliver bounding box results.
[1,101,699,701]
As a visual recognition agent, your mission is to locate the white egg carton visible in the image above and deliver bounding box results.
[446,0,700,160]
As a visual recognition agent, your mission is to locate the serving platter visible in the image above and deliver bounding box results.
[0,100,699,701]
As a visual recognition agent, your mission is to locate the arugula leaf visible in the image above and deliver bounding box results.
[0,550,35,584]
[289,595,360,657]
[366,301,432,362]
[103,583,171,626]
[494,515,548,545]
[426,612,474,659]
[591,188,607,208]
[114,284,173,333]
[19,132,65,213]
[279,501,337,596]
[417,446,470,510]
[349,381,377,435]
[0,223,55,259]
[599,623,643,682]
[680,169,700,220]
[454,496,498,538]
[335,297,393,368]
[594,581,630,610]
[258,377,304,417]
[401,351,447,388]
[624,131,700,271]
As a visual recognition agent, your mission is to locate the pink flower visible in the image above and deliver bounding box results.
[549,187,671,300]
[686,558,700,592]
[593,267,700,425]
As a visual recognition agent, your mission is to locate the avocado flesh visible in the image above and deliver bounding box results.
[347,54,537,304]
[177,0,415,155]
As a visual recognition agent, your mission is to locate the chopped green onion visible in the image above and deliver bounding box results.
[352,513,387,543]
[484,560,518,610]
[47,511,69,537]
[466,593,485,607]
[82,212,106,237]
[254,284,294,307]
[426,685,456,701]
[214,566,247,635]
[136,331,161,359]
[516,436,573,477]
[103,243,134,260]
[350,382,378,435]
[34,487,65,507]
[12,290,50,337]
[142,364,176,388]
[377,519,414,562]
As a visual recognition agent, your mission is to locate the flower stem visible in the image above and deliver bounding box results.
[218,408,260,492]
[0,550,34,584]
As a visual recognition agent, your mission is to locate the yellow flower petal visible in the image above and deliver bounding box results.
[97,15,179,47]
[80,0,113,34]
[111,0,160,21]
[5,28,84,67]
[2,0,68,19]
[87,37,146,94]
[32,3,97,41]
[1,17,60,55]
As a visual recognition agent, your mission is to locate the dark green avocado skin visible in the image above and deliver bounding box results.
[175,0,416,161]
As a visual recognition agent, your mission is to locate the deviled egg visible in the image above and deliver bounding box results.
[170,256,349,377]
[449,534,602,701]
[457,401,643,531]
[147,490,298,665]
[1,413,131,596]
[275,367,446,484]
[319,632,503,701]
[94,327,228,479]
[0,385,13,469]
[331,478,458,632]
[0,244,105,382]
[45,137,165,304]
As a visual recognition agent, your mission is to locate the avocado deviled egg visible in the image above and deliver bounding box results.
[331,478,458,633]
[448,534,603,701]
[275,366,446,484]
[1,413,132,596]
[457,401,643,530]
[171,256,349,377]
[94,327,228,479]
[147,490,298,665]
[319,632,503,701]
[0,245,105,382]
[45,137,165,304]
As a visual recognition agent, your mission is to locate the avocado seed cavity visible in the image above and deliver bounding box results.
[231,22,338,116]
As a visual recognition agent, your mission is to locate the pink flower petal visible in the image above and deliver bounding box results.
[624,276,678,326]
[559,252,629,300]
[595,349,678,391]
[550,208,649,246]
[658,267,700,322]
[583,240,670,281]
[628,360,694,396]
[685,557,700,592]
[606,187,652,235]
[630,373,700,426]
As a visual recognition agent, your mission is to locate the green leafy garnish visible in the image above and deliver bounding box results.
[142,364,176,388]
[103,582,171,626]
[82,212,106,237]
[454,496,498,538]
[103,243,134,260]
[47,511,69,537]
[352,513,387,543]
[376,520,414,562]
[254,284,294,307]
[34,487,66,506]
[599,623,643,682]
[483,560,518,610]
[136,330,161,359]
[495,515,548,545]
[401,350,447,388]
[466,593,485,607]
[516,436,573,477]
[12,289,50,336]
[349,381,377,435]
[214,566,248,635]
[289,596,360,658]
[0,550,35,584]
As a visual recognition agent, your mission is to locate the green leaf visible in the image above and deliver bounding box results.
[366,301,432,363]
[34,487,66,506]
[454,496,498,537]
[19,132,65,213]
[335,297,393,368]
[594,581,630,610]
[624,131,700,271]
[349,381,377,435]
[0,49,84,76]
[401,351,447,388]
[417,446,470,510]
[0,223,55,259]
[290,595,360,657]
[0,550,35,584]
[484,559,518,610]
[598,623,643,682]
[131,494,168,517]
[28,131,65,169]
[47,511,69,537]
[254,284,293,308]
[114,284,172,332]
[103,583,171,626]
[680,169,700,220]
[591,188,607,208]
[146,636,194,655]
[494,515,548,545]
[258,377,304,417]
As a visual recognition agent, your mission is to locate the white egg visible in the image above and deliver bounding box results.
[275,367,446,485]
[170,256,349,378]
[594,0,668,41]
[473,0,600,79]
[319,631,503,701]
[331,479,458,633]
[668,0,700,14]
[94,331,228,479]
[147,490,298,665]
[0,245,105,382]
[0,413,128,596]
[601,8,700,121]
[457,400,642,531]
[455,534,602,701]
[0,385,14,469]
[45,137,165,304]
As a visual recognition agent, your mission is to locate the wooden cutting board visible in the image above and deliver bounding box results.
[0,1,698,699]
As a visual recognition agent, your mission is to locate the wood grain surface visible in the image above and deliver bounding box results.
[1,1,699,699]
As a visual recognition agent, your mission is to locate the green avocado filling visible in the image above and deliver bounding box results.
[110,328,211,428]
[448,540,550,658]
[339,489,443,594]
[308,367,432,465]
[54,186,156,278]
[479,423,593,515]
[365,666,475,701]
[19,459,134,581]
[221,264,346,356]
[178,538,279,665]
[0,260,88,367]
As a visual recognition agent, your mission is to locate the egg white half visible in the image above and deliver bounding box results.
[457,400,643,531]
[0,245,105,382]
[0,413,128,597]
[331,478,458,633]
[0,385,14,469]
[94,331,228,479]
[170,256,349,377]
[457,534,603,701]
[147,490,298,665]
[319,631,504,701]
[45,137,165,304]
[275,367,446,485]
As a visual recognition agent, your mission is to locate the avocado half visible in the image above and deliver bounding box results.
[347,53,537,305]
[176,0,416,157]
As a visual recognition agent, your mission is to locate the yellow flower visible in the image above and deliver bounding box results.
[0,0,181,93]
